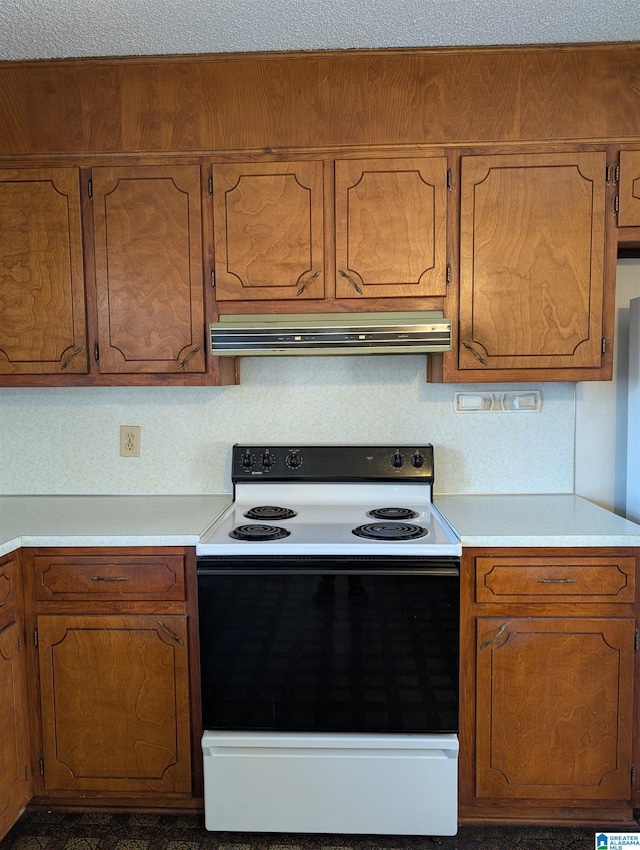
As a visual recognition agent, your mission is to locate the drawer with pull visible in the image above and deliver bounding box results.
[475,555,635,603]
[33,553,186,601]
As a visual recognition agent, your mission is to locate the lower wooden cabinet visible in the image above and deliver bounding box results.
[0,619,31,839]
[460,548,639,825]
[22,547,200,811]
[475,616,634,801]
[3,542,639,827]
[37,614,191,794]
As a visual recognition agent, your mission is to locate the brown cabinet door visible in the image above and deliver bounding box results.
[213,161,324,301]
[93,166,205,374]
[335,157,448,299]
[475,617,634,801]
[0,168,87,375]
[618,151,640,226]
[458,152,606,375]
[37,614,191,794]
[0,620,31,841]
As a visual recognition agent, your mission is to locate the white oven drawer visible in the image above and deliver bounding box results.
[202,731,458,835]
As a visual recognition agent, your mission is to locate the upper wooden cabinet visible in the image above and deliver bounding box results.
[0,168,87,376]
[213,155,449,308]
[442,150,610,382]
[92,165,206,374]
[0,163,236,387]
[334,157,448,300]
[213,161,325,302]
[618,150,640,227]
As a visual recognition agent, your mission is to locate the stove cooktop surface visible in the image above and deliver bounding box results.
[197,484,461,556]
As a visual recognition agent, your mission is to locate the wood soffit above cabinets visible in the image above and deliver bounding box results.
[0,42,639,155]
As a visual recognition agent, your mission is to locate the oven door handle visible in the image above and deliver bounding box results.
[197,567,460,577]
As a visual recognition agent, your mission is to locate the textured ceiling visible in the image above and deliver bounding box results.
[1,0,640,62]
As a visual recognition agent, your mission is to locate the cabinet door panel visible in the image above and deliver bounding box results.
[459,152,606,373]
[93,166,205,374]
[618,151,640,227]
[0,168,87,375]
[0,621,31,841]
[213,161,324,301]
[38,614,191,793]
[476,617,633,800]
[335,157,448,298]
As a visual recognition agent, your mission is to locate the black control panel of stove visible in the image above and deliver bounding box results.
[232,444,435,482]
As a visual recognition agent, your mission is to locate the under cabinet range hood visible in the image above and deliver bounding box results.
[210,311,452,356]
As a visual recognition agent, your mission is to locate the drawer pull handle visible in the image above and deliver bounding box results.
[156,619,185,645]
[535,578,576,584]
[480,621,509,649]
[91,575,129,582]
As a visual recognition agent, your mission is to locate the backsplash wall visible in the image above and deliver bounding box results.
[0,355,574,495]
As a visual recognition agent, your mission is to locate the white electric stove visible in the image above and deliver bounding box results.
[197,445,461,836]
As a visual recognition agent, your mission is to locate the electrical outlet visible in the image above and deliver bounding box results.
[120,426,141,457]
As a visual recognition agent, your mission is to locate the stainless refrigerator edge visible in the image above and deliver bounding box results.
[628,296,640,524]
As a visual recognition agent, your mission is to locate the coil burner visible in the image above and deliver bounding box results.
[352,522,429,541]
[367,507,419,520]
[229,524,290,541]
[243,506,298,520]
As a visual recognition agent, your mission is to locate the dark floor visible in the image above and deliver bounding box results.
[1,811,633,850]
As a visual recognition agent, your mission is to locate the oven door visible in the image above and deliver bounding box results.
[197,555,459,735]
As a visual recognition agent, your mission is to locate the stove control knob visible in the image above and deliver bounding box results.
[411,453,424,468]
[286,452,303,469]
[261,450,275,469]
[240,450,256,470]
[391,451,404,468]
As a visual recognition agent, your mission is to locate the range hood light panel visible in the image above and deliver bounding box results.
[210,312,452,356]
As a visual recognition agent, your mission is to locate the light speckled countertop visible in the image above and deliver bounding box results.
[435,494,640,548]
[1,494,640,558]
[0,495,232,557]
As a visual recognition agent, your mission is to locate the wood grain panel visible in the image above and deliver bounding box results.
[0,621,31,841]
[1,45,639,154]
[318,54,445,146]
[476,556,636,603]
[619,150,640,227]
[92,165,205,373]
[0,168,87,374]
[33,554,185,601]
[458,151,606,372]
[476,617,634,800]
[334,156,448,298]
[203,56,319,150]
[0,557,16,615]
[38,614,191,793]
[213,160,325,301]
